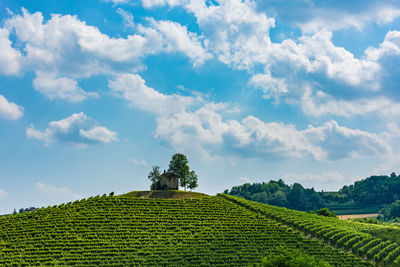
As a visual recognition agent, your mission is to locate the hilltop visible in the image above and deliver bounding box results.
[2,193,400,265]
[117,190,208,199]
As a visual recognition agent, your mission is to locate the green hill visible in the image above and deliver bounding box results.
[1,192,399,266]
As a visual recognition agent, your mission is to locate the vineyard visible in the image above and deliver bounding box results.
[0,193,391,266]
[221,194,400,265]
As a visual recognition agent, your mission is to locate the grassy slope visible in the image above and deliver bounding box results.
[0,194,373,266]
[117,190,209,199]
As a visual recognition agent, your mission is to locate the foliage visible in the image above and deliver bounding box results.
[168,153,190,190]
[165,153,198,191]
[338,173,400,205]
[316,208,336,217]
[224,179,323,211]
[187,170,198,190]
[380,200,400,220]
[260,247,331,267]
[148,165,162,190]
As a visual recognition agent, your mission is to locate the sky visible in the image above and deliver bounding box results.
[0,0,400,214]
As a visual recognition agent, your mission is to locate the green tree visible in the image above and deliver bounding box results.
[148,165,162,190]
[168,153,190,190]
[187,170,198,191]
[316,208,336,217]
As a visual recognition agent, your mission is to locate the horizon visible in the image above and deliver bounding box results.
[0,0,400,214]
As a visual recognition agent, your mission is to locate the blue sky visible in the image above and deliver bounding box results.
[0,0,400,214]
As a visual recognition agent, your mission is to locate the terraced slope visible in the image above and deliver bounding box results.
[0,195,371,266]
[221,194,400,265]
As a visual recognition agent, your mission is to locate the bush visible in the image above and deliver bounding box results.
[260,247,331,267]
[316,208,336,217]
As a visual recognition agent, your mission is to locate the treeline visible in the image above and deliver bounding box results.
[338,172,400,204]
[224,172,400,212]
[224,179,324,211]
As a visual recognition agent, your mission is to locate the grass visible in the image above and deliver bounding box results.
[117,190,209,199]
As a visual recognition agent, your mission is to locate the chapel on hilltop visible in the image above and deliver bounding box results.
[159,170,179,190]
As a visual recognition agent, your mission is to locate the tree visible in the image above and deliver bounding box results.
[148,166,162,190]
[168,153,190,190]
[187,170,198,191]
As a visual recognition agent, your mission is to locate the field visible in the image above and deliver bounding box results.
[0,192,398,266]
[338,214,378,220]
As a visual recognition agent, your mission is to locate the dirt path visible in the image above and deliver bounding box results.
[337,213,378,220]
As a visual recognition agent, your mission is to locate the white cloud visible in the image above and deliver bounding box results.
[26,112,118,146]
[116,8,135,29]
[108,73,201,115]
[106,72,390,161]
[304,120,390,161]
[130,158,148,166]
[3,8,166,79]
[79,126,118,143]
[0,28,22,75]
[33,72,99,102]
[248,68,288,100]
[300,85,400,119]
[146,19,212,67]
[0,94,24,120]
[366,30,400,61]
[35,182,81,199]
[298,5,400,33]
[154,101,388,161]
[185,0,275,70]
[0,189,9,199]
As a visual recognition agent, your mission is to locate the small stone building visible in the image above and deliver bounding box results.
[159,170,179,190]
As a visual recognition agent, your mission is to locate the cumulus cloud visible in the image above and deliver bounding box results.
[0,94,24,120]
[298,5,400,33]
[108,73,201,115]
[130,158,148,166]
[33,72,98,102]
[3,8,165,78]
[300,85,400,118]
[144,19,212,67]
[106,72,390,161]
[26,112,118,146]
[35,182,82,199]
[0,189,9,199]
[303,120,389,160]
[248,69,288,100]
[0,28,22,75]
[366,30,400,61]
[153,100,388,161]
[185,0,275,70]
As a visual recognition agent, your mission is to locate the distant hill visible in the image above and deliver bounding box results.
[0,192,385,266]
[224,173,400,215]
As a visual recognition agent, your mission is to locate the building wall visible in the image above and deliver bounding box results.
[159,176,178,190]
